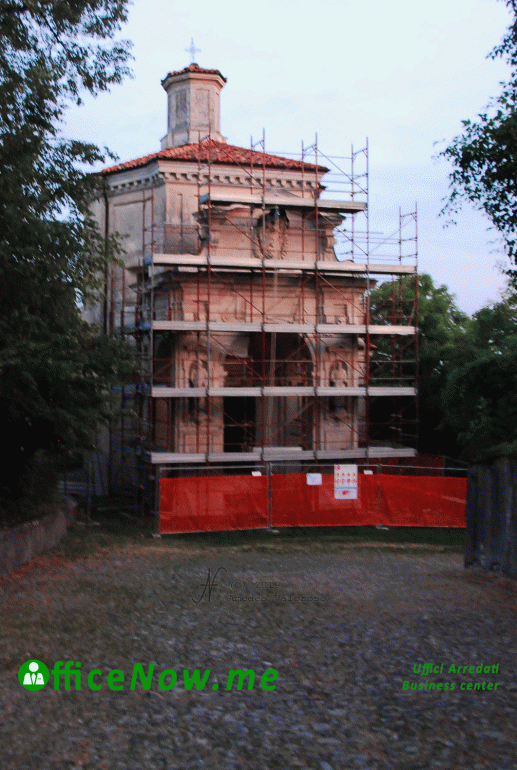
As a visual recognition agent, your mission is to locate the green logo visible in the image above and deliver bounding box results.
[18,660,50,691]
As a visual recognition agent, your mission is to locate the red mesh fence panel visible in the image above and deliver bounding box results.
[270,475,466,529]
[270,474,379,528]
[159,473,467,533]
[159,475,269,534]
[375,475,467,527]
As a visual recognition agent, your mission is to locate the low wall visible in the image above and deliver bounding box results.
[0,499,77,578]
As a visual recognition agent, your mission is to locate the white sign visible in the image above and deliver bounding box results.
[306,473,322,486]
[334,464,358,500]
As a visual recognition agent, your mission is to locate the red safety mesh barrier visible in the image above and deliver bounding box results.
[159,474,466,533]
[271,473,378,528]
[371,475,467,528]
[271,475,466,529]
[160,475,269,534]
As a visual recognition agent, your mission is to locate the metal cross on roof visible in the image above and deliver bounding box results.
[186,37,201,64]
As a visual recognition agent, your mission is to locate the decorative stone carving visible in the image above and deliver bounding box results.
[326,359,349,423]
[255,206,289,259]
[188,359,208,388]
[329,360,348,388]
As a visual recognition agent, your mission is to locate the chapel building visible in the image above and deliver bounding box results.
[88,63,417,488]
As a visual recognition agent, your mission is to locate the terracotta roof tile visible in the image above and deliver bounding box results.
[161,63,227,83]
[102,139,329,176]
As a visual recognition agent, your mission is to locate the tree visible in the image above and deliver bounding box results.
[442,281,517,462]
[440,0,517,262]
[369,274,471,456]
[0,1,134,513]
[439,2,517,462]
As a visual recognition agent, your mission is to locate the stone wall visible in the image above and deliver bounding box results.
[465,457,517,578]
[0,499,77,578]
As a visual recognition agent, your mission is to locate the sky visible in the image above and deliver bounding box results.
[66,0,516,315]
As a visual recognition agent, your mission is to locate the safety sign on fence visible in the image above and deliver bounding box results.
[334,464,358,500]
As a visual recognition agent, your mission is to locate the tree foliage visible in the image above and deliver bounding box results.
[0,0,132,298]
[442,281,517,462]
[371,275,517,463]
[440,0,517,262]
[438,2,517,462]
[369,274,470,456]
[0,1,134,511]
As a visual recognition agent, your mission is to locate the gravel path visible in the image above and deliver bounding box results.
[1,534,516,769]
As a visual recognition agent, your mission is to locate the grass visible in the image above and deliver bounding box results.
[43,494,466,563]
[166,525,466,553]
[48,513,148,561]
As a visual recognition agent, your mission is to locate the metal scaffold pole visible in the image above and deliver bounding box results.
[364,138,370,466]
[314,134,320,459]
[206,126,212,465]
[414,201,419,453]
[149,180,159,531]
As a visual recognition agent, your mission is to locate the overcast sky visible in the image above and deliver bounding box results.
[66,0,515,315]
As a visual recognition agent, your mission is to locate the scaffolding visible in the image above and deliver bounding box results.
[104,133,418,510]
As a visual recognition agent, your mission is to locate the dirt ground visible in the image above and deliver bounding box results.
[0,523,516,769]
